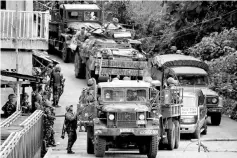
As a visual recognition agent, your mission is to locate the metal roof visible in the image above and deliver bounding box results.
[98,80,151,88]
[154,54,200,65]
[61,4,101,10]
[170,67,207,75]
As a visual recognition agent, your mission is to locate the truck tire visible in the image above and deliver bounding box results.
[202,119,207,135]
[147,136,158,158]
[174,120,180,149]
[62,42,70,63]
[139,144,148,154]
[94,135,106,157]
[74,53,84,78]
[87,126,94,154]
[211,113,221,126]
[167,122,175,150]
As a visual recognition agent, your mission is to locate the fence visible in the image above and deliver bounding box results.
[0,110,44,158]
[0,10,49,40]
[0,111,22,128]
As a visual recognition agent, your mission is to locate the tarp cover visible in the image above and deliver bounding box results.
[153,54,209,72]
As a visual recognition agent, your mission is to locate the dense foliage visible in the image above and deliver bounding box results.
[104,1,237,120]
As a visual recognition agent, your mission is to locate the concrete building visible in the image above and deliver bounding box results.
[1,0,49,108]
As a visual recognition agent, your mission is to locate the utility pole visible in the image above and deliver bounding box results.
[15,3,20,111]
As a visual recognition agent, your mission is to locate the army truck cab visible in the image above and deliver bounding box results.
[49,3,102,62]
[151,54,223,126]
[78,77,183,157]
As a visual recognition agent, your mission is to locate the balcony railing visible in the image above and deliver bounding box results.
[0,110,44,158]
[0,10,49,50]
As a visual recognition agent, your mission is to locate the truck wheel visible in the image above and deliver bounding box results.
[94,135,106,157]
[174,120,180,149]
[211,113,221,125]
[87,126,94,154]
[167,122,175,150]
[139,144,148,154]
[147,136,158,158]
[62,42,70,63]
[202,119,207,135]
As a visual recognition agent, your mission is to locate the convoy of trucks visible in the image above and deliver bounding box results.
[35,1,222,157]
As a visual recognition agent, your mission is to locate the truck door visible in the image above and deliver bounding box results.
[198,93,206,124]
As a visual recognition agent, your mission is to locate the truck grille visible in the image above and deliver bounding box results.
[117,121,136,128]
[117,112,136,121]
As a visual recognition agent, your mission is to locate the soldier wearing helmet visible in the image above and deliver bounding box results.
[2,94,17,117]
[21,93,31,113]
[34,93,44,110]
[64,105,80,154]
[105,17,122,30]
[50,65,64,107]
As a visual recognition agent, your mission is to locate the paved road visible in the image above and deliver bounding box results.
[48,54,237,158]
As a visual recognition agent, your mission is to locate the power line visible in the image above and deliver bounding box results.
[163,8,237,38]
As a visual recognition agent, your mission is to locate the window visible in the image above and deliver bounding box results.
[1,0,6,9]
[84,11,99,21]
[127,89,147,102]
[177,75,208,86]
[68,11,83,21]
[103,89,124,102]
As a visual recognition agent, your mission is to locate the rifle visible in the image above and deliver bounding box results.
[61,115,66,139]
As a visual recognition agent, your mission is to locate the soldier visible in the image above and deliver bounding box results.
[43,100,56,147]
[75,27,90,43]
[2,94,17,117]
[50,66,64,107]
[65,105,79,154]
[21,93,31,113]
[34,93,44,111]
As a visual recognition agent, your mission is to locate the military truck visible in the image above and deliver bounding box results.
[151,54,223,125]
[48,3,102,62]
[77,77,183,157]
[74,34,148,82]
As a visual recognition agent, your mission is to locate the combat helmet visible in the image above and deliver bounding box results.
[87,78,94,86]
[8,94,16,100]
[55,66,61,72]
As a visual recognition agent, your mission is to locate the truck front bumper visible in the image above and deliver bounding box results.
[207,107,222,114]
[94,127,159,136]
[180,124,197,134]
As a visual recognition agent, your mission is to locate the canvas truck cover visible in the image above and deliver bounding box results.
[153,54,209,72]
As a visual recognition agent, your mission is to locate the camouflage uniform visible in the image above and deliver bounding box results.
[43,101,56,147]
[65,105,78,154]
[50,66,64,107]
[2,94,17,117]
[21,93,31,113]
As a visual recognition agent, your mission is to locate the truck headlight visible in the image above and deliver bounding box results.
[108,114,115,120]
[212,98,218,104]
[139,114,145,120]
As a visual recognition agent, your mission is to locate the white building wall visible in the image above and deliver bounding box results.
[1,50,33,111]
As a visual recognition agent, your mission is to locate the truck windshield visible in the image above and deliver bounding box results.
[104,89,125,102]
[183,96,196,107]
[84,11,99,21]
[68,11,83,21]
[177,75,208,86]
[126,89,147,102]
